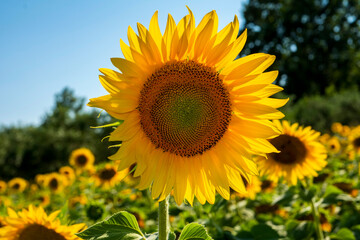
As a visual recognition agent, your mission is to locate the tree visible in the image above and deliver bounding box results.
[0,88,117,180]
[240,0,360,99]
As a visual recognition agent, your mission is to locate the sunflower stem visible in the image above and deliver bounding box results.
[310,197,324,240]
[158,195,170,240]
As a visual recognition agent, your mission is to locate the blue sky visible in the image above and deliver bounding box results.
[0,0,246,126]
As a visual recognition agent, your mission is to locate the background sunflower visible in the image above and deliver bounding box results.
[257,120,328,185]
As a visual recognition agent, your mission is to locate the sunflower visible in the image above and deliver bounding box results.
[36,194,51,208]
[93,163,127,189]
[327,137,341,154]
[235,175,262,200]
[69,148,95,172]
[88,8,287,205]
[8,178,28,193]
[59,166,76,184]
[348,126,360,154]
[44,173,66,193]
[35,174,47,187]
[331,122,342,134]
[257,120,327,185]
[0,205,85,240]
[0,181,6,194]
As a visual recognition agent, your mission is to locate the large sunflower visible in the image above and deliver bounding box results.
[0,205,85,240]
[69,148,95,172]
[88,8,287,205]
[257,120,327,185]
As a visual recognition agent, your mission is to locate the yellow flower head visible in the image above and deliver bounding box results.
[0,205,85,240]
[348,125,360,154]
[59,166,76,184]
[257,120,327,185]
[235,175,262,200]
[93,163,127,189]
[331,122,343,134]
[8,178,28,193]
[69,148,95,172]
[0,181,7,194]
[35,174,47,187]
[44,173,66,193]
[88,8,287,205]
[327,137,341,154]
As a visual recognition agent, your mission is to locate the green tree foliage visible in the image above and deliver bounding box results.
[240,0,360,99]
[0,88,117,180]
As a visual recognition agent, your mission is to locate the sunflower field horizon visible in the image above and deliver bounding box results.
[1,1,360,240]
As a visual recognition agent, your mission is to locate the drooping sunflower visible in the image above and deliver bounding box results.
[0,205,85,240]
[88,8,287,205]
[59,166,76,185]
[0,181,6,194]
[8,178,28,193]
[257,120,327,185]
[44,173,66,193]
[93,163,128,189]
[69,148,95,172]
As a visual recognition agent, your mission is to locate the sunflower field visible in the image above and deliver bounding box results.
[0,121,360,240]
[1,4,360,240]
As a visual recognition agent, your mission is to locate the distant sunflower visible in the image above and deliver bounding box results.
[59,166,76,184]
[8,178,27,193]
[348,126,360,154]
[88,8,287,204]
[257,120,327,185]
[36,194,51,208]
[0,181,6,194]
[93,163,127,189]
[331,122,342,134]
[327,137,341,154]
[69,148,95,172]
[35,174,47,187]
[0,205,85,240]
[235,175,262,200]
[44,173,66,193]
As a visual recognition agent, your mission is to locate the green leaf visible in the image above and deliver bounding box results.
[250,224,280,240]
[145,232,176,240]
[330,228,356,240]
[286,221,314,240]
[76,211,145,240]
[178,223,212,240]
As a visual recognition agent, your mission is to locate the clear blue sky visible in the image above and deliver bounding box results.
[0,0,246,126]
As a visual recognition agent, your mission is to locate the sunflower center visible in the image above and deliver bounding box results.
[99,168,116,180]
[18,224,66,240]
[138,60,232,157]
[12,183,20,190]
[353,137,360,148]
[268,134,307,164]
[76,155,88,166]
[49,178,59,190]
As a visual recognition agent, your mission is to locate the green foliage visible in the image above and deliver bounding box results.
[0,87,116,180]
[77,211,145,240]
[281,90,360,132]
[178,223,212,240]
[240,0,360,99]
